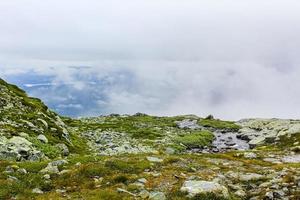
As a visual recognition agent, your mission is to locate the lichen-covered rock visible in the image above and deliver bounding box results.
[0,136,44,161]
[176,119,201,130]
[37,134,48,143]
[180,180,229,198]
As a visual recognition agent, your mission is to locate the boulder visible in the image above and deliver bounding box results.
[55,143,69,156]
[37,134,48,143]
[176,119,201,130]
[238,173,264,182]
[180,180,229,198]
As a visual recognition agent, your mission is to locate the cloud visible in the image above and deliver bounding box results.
[1,1,300,120]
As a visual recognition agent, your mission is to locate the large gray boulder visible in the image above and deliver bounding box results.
[0,136,43,161]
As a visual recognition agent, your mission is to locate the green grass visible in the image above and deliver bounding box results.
[174,131,214,149]
[64,115,187,140]
[199,119,241,131]
[104,159,150,173]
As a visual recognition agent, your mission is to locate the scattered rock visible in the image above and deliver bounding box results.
[40,160,67,174]
[176,119,201,130]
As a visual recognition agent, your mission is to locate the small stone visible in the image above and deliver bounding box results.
[4,166,15,174]
[7,175,18,182]
[244,152,257,159]
[138,178,148,184]
[17,168,27,174]
[165,147,175,154]
[265,191,273,199]
[147,156,163,163]
[43,174,51,180]
[55,143,69,156]
[234,190,246,198]
[37,134,48,143]
[139,190,150,199]
[32,188,44,194]
[238,173,264,182]
[40,165,59,174]
[56,189,66,194]
[274,190,285,198]
[149,192,166,200]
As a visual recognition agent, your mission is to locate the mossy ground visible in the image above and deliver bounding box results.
[0,148,299,200]
[198,119,241,131]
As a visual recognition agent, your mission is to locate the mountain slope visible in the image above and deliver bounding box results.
[0,78,299,200]
[0,78,73,160]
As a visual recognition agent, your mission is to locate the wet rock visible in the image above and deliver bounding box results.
[180,180,229,198]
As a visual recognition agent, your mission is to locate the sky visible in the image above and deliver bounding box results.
[1,0,300,120]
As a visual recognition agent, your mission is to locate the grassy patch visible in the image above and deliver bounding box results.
[105,159,150,174]
[199,119,241,131]
[174,131,214,149]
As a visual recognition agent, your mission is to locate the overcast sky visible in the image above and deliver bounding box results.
[1,0,300,120]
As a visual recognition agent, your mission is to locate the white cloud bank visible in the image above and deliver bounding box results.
[1,0,300,120]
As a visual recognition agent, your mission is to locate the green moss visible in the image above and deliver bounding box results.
[105,159,150,174]
[29,138,60,159]
[199,119,241,131]
[174,131,214,149]
[18,161,48,173]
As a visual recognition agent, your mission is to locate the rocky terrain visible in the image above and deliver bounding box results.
[0,78,299,200]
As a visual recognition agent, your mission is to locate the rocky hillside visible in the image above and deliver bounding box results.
[0,78,299,200]
[0,78,81,161]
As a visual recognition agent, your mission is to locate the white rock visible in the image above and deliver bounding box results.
[37,134,48,143]
[32,188,44,194]
[180,180,229,198]
[147,156,163,163]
